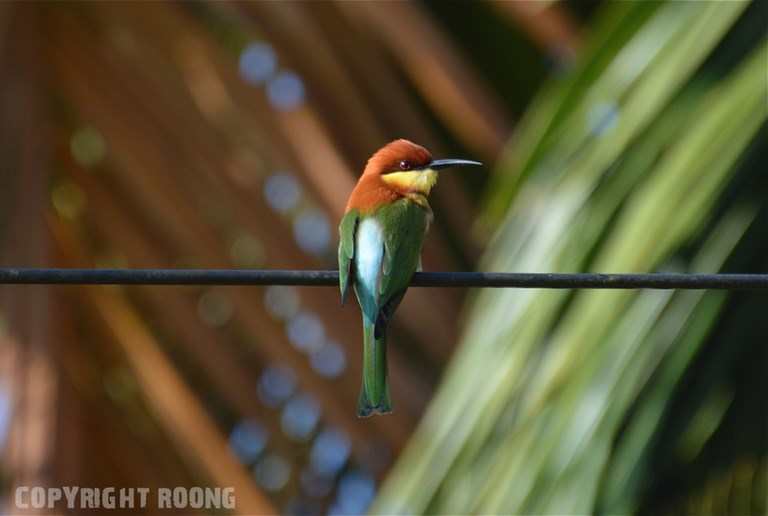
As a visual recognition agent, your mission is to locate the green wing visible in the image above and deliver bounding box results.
[338,209,359,304]
[377,199,429,316]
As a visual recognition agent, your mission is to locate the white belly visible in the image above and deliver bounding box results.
[355,218,384,298]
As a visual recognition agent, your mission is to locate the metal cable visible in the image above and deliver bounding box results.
[1,268,767,289]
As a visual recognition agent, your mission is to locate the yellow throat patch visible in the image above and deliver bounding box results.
[380,168,438,195]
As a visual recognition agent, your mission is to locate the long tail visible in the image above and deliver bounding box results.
[358,315,391,417]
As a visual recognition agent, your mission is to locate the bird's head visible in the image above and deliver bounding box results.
[364,139,482,196]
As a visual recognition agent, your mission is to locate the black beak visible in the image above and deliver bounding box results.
[429,158,483,170]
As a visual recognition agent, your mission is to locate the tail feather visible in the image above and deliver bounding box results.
[357,318,391,417]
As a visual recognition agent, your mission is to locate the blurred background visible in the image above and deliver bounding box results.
[0,1,766,514]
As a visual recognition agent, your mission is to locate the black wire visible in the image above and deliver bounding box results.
[0,268,767,289]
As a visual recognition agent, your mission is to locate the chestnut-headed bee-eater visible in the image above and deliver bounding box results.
[338,139,481,417]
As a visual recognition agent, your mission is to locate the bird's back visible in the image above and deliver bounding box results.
[353,198,430,319]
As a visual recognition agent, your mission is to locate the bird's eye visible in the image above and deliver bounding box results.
[399,160,412,171]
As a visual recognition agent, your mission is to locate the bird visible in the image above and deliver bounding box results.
[338,139,482,417]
